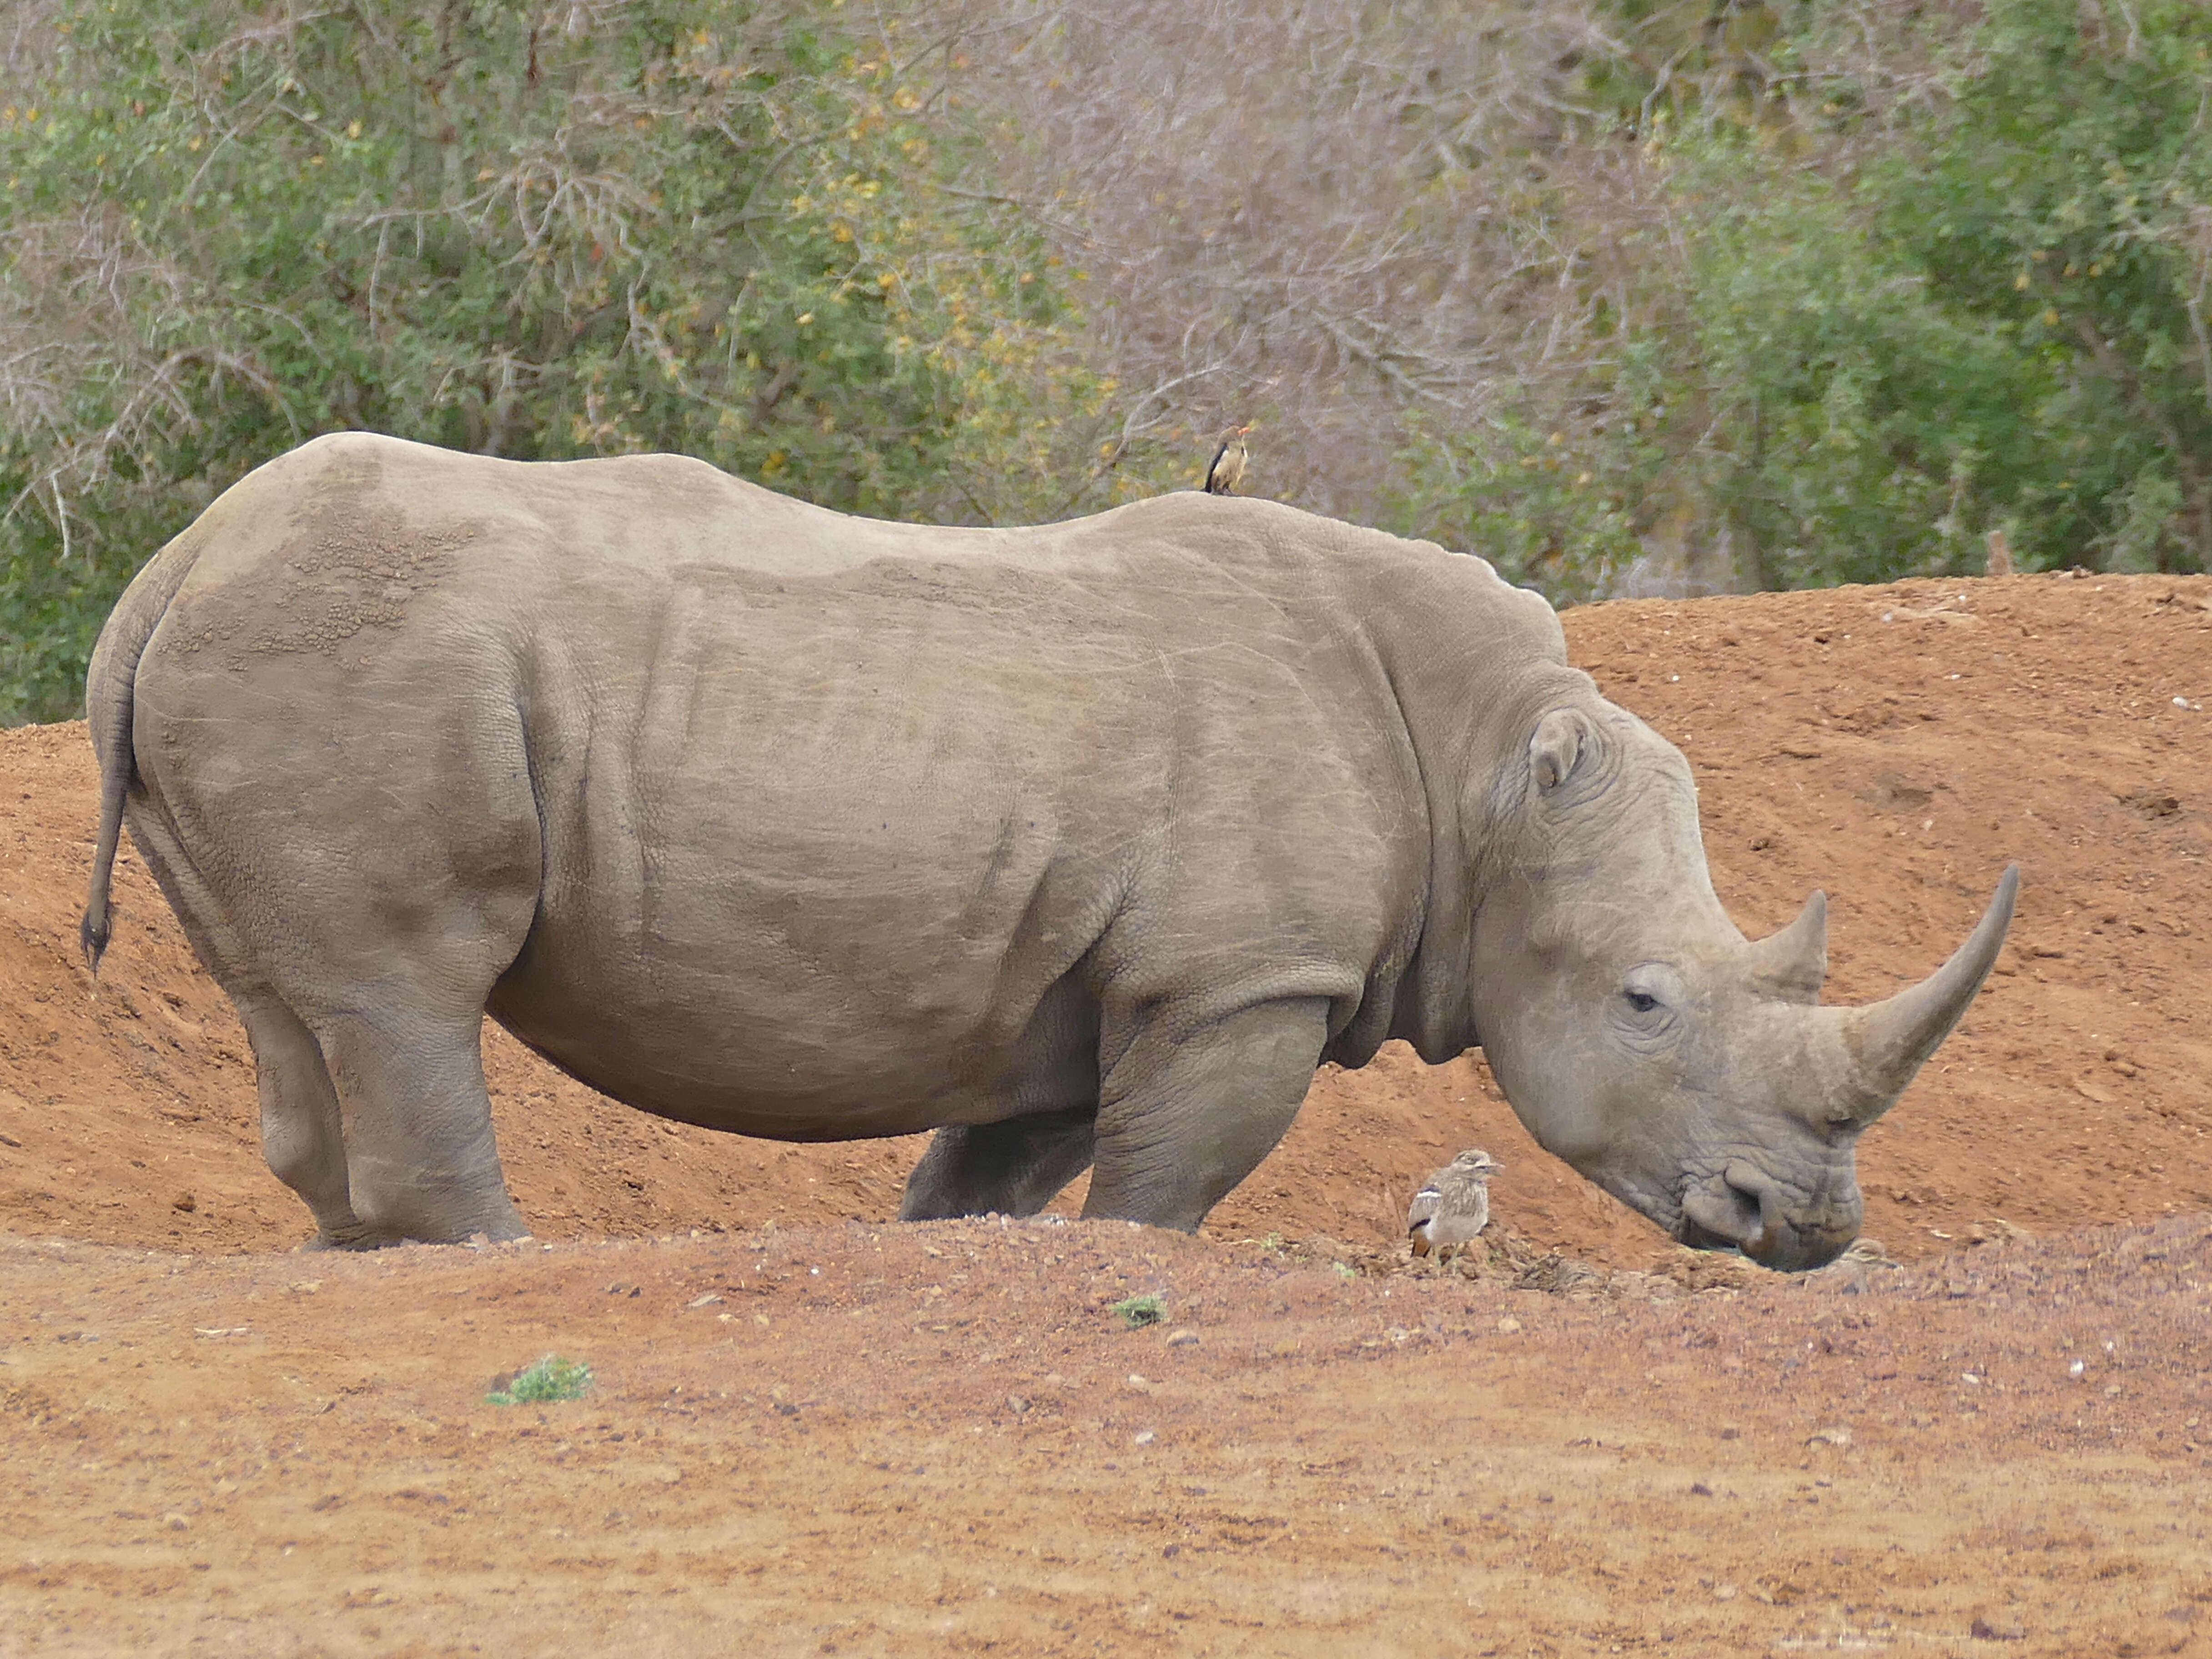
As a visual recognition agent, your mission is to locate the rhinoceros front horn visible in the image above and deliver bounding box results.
[1845,864,2020,1118]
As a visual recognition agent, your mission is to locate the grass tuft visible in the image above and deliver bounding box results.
[486,1354,594,1406]
[1109,1292,1167,1328]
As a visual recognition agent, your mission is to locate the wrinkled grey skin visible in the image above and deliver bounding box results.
[81,434,2016,1267]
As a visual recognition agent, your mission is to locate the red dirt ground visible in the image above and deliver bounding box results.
[3,569,2209,1654]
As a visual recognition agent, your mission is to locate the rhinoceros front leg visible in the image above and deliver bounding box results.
[1082,998,1329,1232]
[898,1108,1097,1221]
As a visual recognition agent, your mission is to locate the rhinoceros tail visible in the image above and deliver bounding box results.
[81,537,201,977]
[81,724,131,978]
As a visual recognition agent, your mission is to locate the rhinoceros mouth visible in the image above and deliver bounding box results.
[1675,1161,1862,1271]
[1676,1212,1746,1254]
[1600,1163,1852,1270]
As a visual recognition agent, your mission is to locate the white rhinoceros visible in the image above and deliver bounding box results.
[80,433,2015,1267]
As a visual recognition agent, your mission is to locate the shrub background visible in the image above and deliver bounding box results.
[5,0,2208,724]
[0,0,1172,723]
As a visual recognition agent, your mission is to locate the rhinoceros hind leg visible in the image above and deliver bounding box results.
[899,1108,1097,1222]
[235,992,371,1247]
[304,1005,528,1245]
[1083,998,1327,1232]
[118,808,375,1247]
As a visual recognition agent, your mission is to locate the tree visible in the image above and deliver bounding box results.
[1393,0,2212,594]
[1882,0,2212,573]
[0,0,1149,724]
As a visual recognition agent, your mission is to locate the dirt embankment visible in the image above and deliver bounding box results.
[2,570,2206,1262]
[4,569,2211,1657]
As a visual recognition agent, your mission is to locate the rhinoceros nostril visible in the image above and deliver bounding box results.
[1680,1163,1785,1256]
[1723,1176,1766,1237]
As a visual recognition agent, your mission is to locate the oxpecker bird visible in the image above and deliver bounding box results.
[1203,423,1252,495]
[1408,1149,1503,1264]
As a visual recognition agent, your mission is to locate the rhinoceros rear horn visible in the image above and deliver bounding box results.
[1845,864,2020,1118]
[1742,890,1828,1004]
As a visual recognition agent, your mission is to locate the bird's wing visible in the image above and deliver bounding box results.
[1406,1184,1443,1232]
[1204,442,1232,489]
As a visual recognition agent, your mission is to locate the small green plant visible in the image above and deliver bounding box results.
[1329,1261,1359,1282]
[1109,1293,1167,1329]
[485,1354,593,1406]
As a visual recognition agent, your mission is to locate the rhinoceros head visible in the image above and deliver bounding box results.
[1464,698,2017,1272]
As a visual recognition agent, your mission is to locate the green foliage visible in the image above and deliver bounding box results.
[1397,0,2212,596]
[0,0,1157,724]
[1880,0,2212,573]
[486,1353,593,1406]
[8,0,2207,716]
[1108,1292,1165,1329]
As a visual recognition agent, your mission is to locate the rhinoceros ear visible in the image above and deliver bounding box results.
[1529,709,1589,794]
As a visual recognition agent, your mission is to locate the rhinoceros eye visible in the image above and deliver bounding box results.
[1623,989,1661,1015]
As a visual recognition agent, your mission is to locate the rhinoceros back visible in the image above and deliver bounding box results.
[92,431,1567,1141]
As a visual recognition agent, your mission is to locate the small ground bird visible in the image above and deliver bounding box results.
[1203,423,1252,495]
[1407,1149,1503,1265]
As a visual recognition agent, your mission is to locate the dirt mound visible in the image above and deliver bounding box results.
[2,570,2207,1260]
[7,568,2212,1655]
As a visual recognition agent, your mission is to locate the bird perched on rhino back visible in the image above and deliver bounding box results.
[1203,423,1252,495]
[1408,1149,1503,1265]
